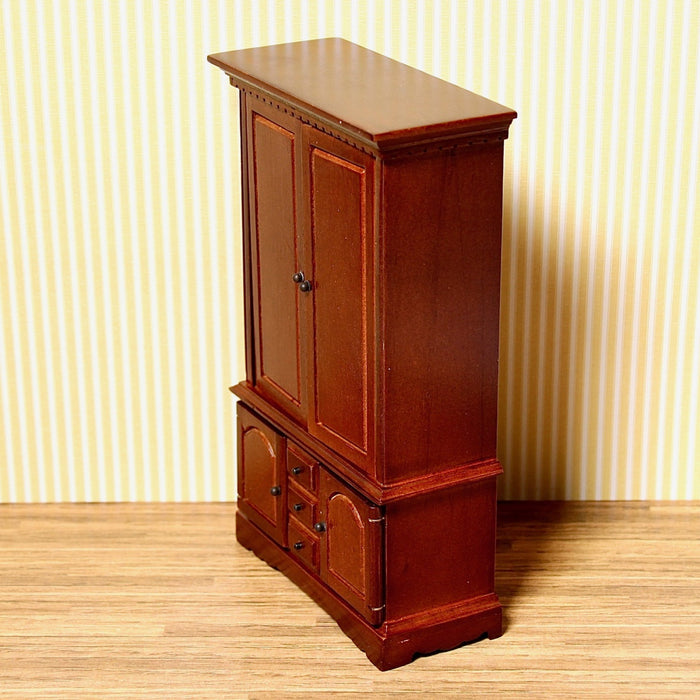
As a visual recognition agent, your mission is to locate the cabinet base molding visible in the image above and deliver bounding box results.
[236,509,502,671]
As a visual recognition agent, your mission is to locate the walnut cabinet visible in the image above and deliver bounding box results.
[208,38,516,670]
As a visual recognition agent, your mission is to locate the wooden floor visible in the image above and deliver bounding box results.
[0,502,698,698]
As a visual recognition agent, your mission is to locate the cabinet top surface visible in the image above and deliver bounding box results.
[207,38,516,149]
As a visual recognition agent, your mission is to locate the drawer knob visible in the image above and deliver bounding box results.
[313,522,326,533]
[299,280,312,293]
[293,541,304,550]
[293,503,304,512]
[291,466,304,476]
[269,486,282,497]
[292,271,305,284]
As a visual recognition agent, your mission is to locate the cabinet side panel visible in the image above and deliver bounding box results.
[384,477,497,621]
[248,108,304,419]
[381,144,505,481]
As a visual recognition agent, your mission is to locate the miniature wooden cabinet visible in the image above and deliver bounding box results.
[208,38,516,670]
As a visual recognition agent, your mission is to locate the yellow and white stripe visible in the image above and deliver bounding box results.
[0,1,698,501]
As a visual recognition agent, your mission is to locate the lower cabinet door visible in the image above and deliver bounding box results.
[318,469,384,626]
[237,403,287,546]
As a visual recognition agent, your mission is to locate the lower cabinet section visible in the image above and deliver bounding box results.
[236,401,502,670]
[237,402,384,626]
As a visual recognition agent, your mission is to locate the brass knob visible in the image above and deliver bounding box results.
[299,280,312,293]
[270,486,282,497]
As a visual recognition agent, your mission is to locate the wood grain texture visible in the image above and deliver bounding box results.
[304,127,374,468]
[380,142,505,482]
[318,469,383,626]
[250,113,301,408]
[207,38,516,150]
[0,502,697,698]
[237,403,287,547]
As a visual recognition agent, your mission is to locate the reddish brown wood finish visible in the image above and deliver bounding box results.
[286,442,318,492]
[236,509,502,671]
[245,101,307,425]
[383,477,498,622]
[287,481,317,532]
[236,404,287,546]
[232,381,503,504]
[208,38,515,150]
[209,38,515,670]
[303,126,375,473]
[379,143,505,483]
[318,469,383,626]
[288,515,320,573]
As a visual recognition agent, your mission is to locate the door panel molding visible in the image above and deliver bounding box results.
[326,492,367,597]
[319,469,383,626]
[237,404,287,546]
[302,127,375,474]
[247,104,306,424]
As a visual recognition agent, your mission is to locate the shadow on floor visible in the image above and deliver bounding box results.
[496,501,574,634]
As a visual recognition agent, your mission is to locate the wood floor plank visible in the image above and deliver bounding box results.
[0,502,697,698]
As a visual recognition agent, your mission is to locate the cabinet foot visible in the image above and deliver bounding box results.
[236,509,502,671]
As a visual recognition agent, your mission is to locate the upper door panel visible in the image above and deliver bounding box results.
[302,127,375,475]
[246,102,307,424]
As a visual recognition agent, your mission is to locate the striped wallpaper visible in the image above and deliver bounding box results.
[0,1,697,502]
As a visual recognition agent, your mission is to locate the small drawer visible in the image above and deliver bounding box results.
[287,443,318,493]
[288,517,319,573]
[288,483,317,531]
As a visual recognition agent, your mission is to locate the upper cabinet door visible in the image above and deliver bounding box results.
[246,102,307,425]
[302,127,375,474]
